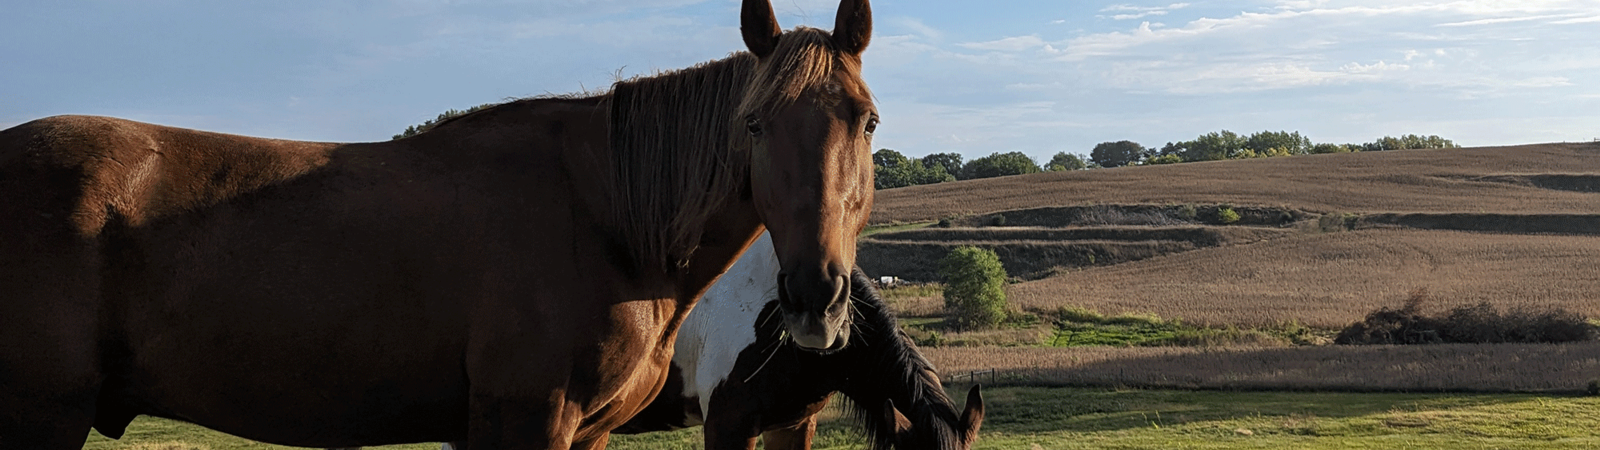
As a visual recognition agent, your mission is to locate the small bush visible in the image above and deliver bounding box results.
[1217,207,1241,224]
[939,246,1009,330]
[1589,379,1600,396]
[1337,289,1598,345]
[1177,204,1198,221]
[1317,212,1359,232]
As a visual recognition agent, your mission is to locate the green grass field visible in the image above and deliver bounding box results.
[86,387,1600,450]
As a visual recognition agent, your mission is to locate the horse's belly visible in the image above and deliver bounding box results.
[113,311,470,446]
[103,232,475,445]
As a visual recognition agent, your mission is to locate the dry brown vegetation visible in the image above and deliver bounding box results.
[870,143,1600,224]
[925,341,1600,393]
[1006,228,1600,328]
[860,142,1600,329]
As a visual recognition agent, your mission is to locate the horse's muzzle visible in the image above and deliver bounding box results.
[778,271,853,351]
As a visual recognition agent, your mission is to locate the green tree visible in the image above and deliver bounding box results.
[393,103,496,140]
[921,152,964,176]
[958,152,1041,180]
[1310,142,1358,154]
[938,246,1009,330]
[1046,152,1088,171]
[1243,130,1311,156]
[874,148,910,169]
[1363,134,1459,151]
[1142,154,1183,165]
[1089,140,1149,168]
[874,149,954,189]
[1182,130,1244,161]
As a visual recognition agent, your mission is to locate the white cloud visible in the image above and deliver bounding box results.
[1340,60,1409,74]
[1112,11,1168,20]
[893,16,943,41]
[1436,13,1587,27]
[1100,2,1190,20]
[959,35,1047,52]
[1550,15,1600,24]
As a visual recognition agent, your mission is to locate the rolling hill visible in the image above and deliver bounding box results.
[860,142,1600,327]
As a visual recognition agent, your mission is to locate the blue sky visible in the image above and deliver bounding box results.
[3,0,1597,163]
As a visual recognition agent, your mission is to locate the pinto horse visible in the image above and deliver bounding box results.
[0,0,877,448]
[615,232,983,450]
[342,233,981,450]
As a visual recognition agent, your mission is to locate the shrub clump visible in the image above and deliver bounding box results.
[1216,206,1241,224]
[1336,289,1598,345]
[939,246,1009,330]
[1589,379,1600,396]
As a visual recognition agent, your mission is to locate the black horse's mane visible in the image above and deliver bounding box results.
[839,268,964,450]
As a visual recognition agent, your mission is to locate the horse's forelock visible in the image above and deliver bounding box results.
[736,27,866,118]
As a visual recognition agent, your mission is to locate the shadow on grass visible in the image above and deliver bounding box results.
[814,386,1557,438]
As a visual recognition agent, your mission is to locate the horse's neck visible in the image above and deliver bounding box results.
[600,54,757,273]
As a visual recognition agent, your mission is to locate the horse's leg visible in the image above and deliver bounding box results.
[466,394,582,450]
[760,415,818,450]
[571,433,609,450]
[702,414,760,450]
[0,232,103,449]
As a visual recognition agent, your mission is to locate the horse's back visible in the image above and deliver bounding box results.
[0,115,478,444]
[0,115,338,236]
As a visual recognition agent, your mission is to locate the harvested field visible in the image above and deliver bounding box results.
[869,143,1600,224]
[861,238,1194,282]
[1008,229,1600,328]
[925,341,1600,393]
[861,225,1293,281]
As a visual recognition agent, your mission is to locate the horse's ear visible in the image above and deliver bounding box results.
[961,385,985,443]
[882,398,911,434]
[741,0,781,58]
[832,0,872,55]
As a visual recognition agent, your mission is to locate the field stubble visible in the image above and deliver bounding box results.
[870,143,1600,224]
[1009,228,1600,329]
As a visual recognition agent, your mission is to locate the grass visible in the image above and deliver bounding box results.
[858,220,936,238]
[1045,307,1324,348]
[86,387,1600,450]
[923,341,1600,393]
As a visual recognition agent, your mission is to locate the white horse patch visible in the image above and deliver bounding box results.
[673,232,781,424]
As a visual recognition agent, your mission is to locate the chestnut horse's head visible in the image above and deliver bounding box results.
[737,0,876,351]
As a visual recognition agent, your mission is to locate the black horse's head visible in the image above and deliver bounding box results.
[836,268,985,450]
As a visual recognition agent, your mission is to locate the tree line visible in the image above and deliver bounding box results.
[875,130,1459,190]
[1092,131,1459,169]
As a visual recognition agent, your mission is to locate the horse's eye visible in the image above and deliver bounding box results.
[746,117,764,137]
[864,115,879,136]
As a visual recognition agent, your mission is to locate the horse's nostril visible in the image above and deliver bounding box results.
[777,273,795,306]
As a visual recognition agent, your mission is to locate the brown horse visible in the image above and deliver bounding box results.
[0,0,877,448]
